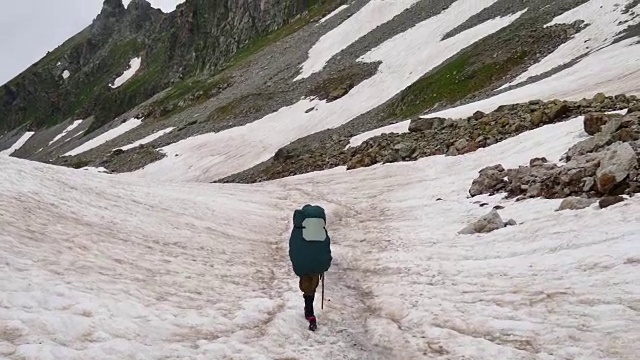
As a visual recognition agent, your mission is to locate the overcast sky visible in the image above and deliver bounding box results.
[0,0,183,85]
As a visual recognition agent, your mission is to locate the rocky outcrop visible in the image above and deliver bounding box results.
[458,209,517,235]
[556,197,596,211]
[216,94,638,184]
[468,110,640,201]
[599,195,625,209]
[345,95,636,171]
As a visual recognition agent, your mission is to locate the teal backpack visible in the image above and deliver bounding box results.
[288,205,332,277]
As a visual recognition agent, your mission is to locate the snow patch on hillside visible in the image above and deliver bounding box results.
[49,120,83,145]
[110,57,141,89]
[0,132,34,156]
[349,121,408,148]
[349,36,640,146]
[296,0,421,80]
[133,0,523,182]
[318,4,349,24]
[116,127,175,151]
[64,118,143,156]
[499,0,640,90]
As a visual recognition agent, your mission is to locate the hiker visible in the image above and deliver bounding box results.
[288,204,332,331]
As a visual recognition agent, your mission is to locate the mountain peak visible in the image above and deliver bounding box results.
[92,0,126,37]
[101,0,126,17]
[127,0,152,12]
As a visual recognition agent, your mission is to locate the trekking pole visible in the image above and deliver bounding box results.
[321,273,325,310]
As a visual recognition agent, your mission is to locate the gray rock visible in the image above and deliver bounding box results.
[394,142,416,158]
[564,132,613,160]
[596,142,638,194]
[599,195,625,209]
[583,177,595,191]
[556,197,596,211]
[455,138,469,151]
[408,117,447,132]
[583,113,609,135]
[601,116,623,134]
[548,103,570,121]
[458,209,511,235]
[593,92,608,104]
[469,164,507,197]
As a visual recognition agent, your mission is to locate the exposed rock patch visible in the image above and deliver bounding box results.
[218,94,638,183]
[556,197,596,211]
[458,209,517,235]
[468,110,640,202]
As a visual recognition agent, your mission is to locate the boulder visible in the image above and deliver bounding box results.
[627,104,640,114]
[472,111,486,120]
[408,117,447,132]
[531,111,550,126]
[593,92,607,104]
[596,142,638,194]
[393,142,416,158]
[599,195,625,209]
[469,164,507,197]
[454,138,469,152]
[583,113,610,135]
[556,197,596,211]
[458,209,514,235]
[564,132,613,161]
[548,103,570,121]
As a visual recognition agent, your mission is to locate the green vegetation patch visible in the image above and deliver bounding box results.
[387,51,528,119]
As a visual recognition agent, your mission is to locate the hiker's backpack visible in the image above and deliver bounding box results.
[288,204,332,277]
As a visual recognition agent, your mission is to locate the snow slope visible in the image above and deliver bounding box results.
[498,0,640,90]
[0,132,34,156]
[49,119,83,145]
[64,118,142,156]
[116,127,175,151]
[349,36,640,146]
[296,0,421,80]
[318,4,349,24]
[2,116,639,359]
[133,0,525,182]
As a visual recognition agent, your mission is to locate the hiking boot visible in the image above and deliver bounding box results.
[303,294,315,319]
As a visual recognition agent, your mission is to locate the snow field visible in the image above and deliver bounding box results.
[64,118,143,156]
[133,0,524,182]
[2,116,638,358]
[277,116,640,358]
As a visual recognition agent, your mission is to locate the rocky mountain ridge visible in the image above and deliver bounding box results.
[0,0,328,134]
